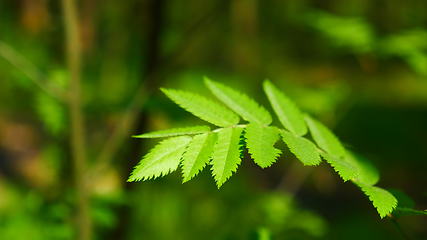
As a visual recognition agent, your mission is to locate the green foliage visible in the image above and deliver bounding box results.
[380,29,427,75]
[133,126,210,138]
[358,183,398,218]
[305,11,374,53]
[320,153,358,181]
[281,130,321,166]
[347,153,379,186]
[211,127,244,187]
[205,77,272,125]
[181,133,216,183]
[128,136,191,181]
[245,124,281,168]
[259,192,327,237]
[305,116,346,158]
[35,93,66,136]
[161,88,240,127]
[263,80,307,136]
[130,78,399,218]
[256,227,271,240]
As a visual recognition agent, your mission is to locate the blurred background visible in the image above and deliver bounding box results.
[0,0,426,239]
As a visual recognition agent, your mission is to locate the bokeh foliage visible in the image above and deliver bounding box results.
[0,0,426,239]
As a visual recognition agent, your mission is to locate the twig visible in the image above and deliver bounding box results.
[0,41,68,101]
[61,0,91,239]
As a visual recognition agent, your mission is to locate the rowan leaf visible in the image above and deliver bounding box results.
[281,130,321,166]
[321,152,358,181]
[161,88,240,127]
[128,136,191,181]
[263,80,307,136]
[181,133,216,182]
[133,125,210,138]
[245,124,281,168]
[205,77,272,125]
[211,127,244,187]
[358,183,398,218]
[347,153,379,185]
[305,116,346,158]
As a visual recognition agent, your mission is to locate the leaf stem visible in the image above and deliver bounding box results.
[0,41,68,101]
[61,0,91,239]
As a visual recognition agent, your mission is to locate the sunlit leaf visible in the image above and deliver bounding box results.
[211,127,243,187]
[162,88,240,127]
[181,133,216,182]
[133,126,210,138]
[245,124,281,168]
[263,80,307,136]
[281,130,321,166]
[205,77,272,125]
[128,136,191,181]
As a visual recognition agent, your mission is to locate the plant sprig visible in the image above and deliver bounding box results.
[128,77,397,218]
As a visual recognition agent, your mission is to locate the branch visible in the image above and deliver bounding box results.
[0,41,68,101]
[61,0,91,239]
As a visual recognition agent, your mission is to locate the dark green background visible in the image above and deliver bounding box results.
[0,0,426,239]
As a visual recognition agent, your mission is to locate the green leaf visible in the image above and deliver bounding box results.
[204,77,272,125]
[211,127,244,187]
[305,116,346,158]
[358,183,398,218]
[161,88,240,127]
[263,80,307,136]
[347,153,379,185]
[245,124,281,168]
[181,133,216,182]
[281,131,321,166]
[321,153,358,181]
[128,136,191,181]
[133,126,210,138]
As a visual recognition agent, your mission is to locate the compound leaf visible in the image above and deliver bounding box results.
[162,88,240,127]
[181,133,216,182]
[305,116,346,158]
[358,183,398,218]
[211,127,244,187]
[281,130,321,166]
[133,125,210,138]
[321,152,358,181]
[205,77,272,125]
[263,80,307,136]
[245,124,281,168]
[128,136,192,181]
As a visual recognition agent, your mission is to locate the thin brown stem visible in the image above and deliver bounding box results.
[61,0,91,239]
